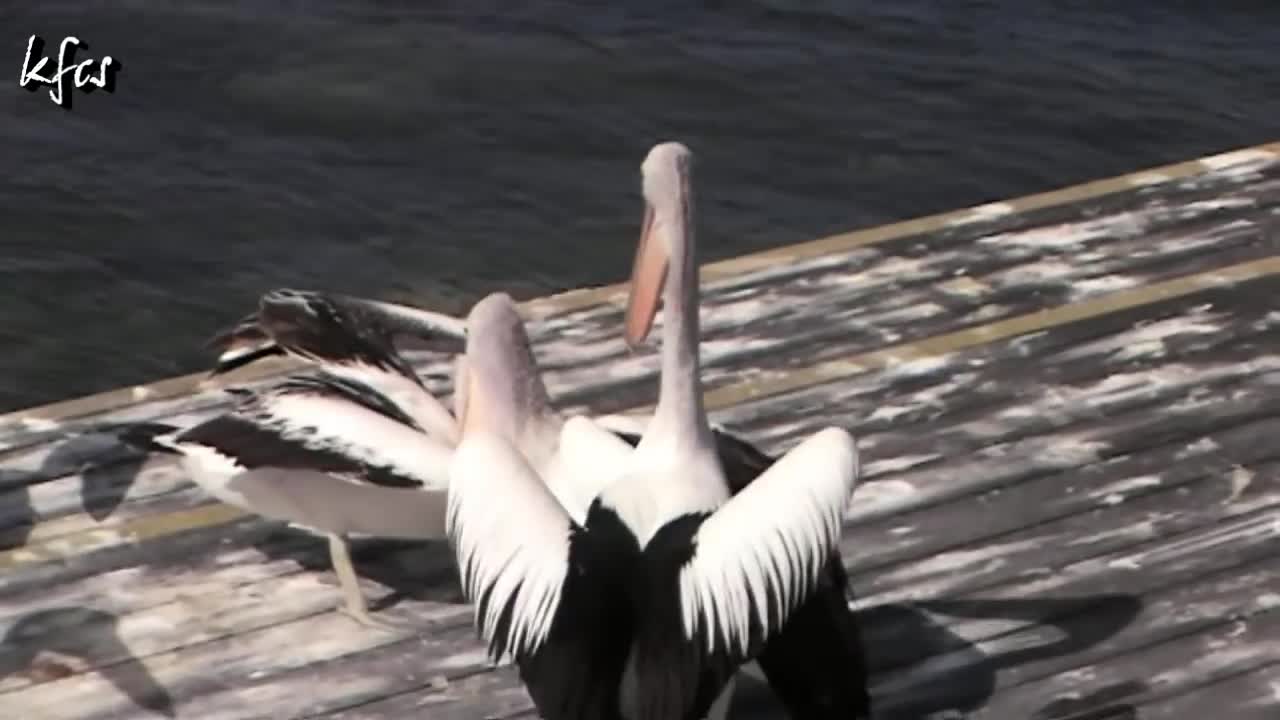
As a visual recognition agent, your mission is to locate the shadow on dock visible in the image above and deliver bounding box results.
[1,433,1145,720]
[0,432,150,551]
[250,526,466,608]
[731,592,1142,719]
[0,606,175,717]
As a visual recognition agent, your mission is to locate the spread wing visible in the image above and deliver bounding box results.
[448,431,634,717]
[677,427,860,662]
[447,432,577,662]
[180,373,452,490]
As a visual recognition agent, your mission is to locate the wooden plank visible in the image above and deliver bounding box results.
[1,199,1265,476]
[545,224,1280,415]
[695,255,1280,418]
[0,461,197,549]
[0,537,315,624]
[833,353,1277,531]
[1,349,1267,601]
[0,144,1277,720]
[0,513,276,598]
[5,453,1269,717]
[0,300,1237,548]
[848,460,1280,683]
[0,571,386,695]
[312,667,531,720]
[524,141,1280,320]
[2,420,1259,712]
[974,604,1280,719]
[715,271,1280,481]
[717,274,1280,442]
[870,555,1280,719]
[2,142,1274,433]
[0,266,1269,607]
[5,260,1274,597]
[2,145,1277,458]
[106,629,494,720]
[0,281,1249,543]
[969,558,1280,704]
[841,414,1280,591]
[0,165,1272,459]
[10,427,1259,712]
[298,494,1280,720]
[0,605,476,720]
[1130,662,1280,720]
[851,451,1280,610]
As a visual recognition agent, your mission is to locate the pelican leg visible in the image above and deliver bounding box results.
[327,533,403,632]
[706,675,736,720]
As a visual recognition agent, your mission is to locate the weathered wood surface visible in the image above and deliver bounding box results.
[1,143,1279,719]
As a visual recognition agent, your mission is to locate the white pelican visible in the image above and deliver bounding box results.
[119,294,455,630]
[446,142,861,720]
[209,289,763,519]
[450,292,639,518]
[458,292,870,718]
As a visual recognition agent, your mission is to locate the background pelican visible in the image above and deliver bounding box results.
[119,294,454,630]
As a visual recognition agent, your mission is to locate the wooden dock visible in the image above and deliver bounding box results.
[3,141,1280,720]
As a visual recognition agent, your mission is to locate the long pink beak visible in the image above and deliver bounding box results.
[624,202,669,348]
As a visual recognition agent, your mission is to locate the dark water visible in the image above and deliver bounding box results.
[2,2,1277,412]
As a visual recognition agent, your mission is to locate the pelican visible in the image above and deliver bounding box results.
[458,292,870,718]
[447,142,861,720]
[207,289,767,517]
[449,293,641,519]
[118,293,455,630]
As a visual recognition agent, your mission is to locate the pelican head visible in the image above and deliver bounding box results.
[625,141,695,349]
[456,292,548,440]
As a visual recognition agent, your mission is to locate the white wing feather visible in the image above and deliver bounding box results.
[322,362,459,443]
[545,415,638,522]
[262,393,454,489]
[446,432,576,662]
[678,427,860,658]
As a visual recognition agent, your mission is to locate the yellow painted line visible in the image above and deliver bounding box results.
[0,502,247,571]
[522,141,1280,318]
[3,255,1277,571]
[0,358,301,436]
[2,140,1277,429]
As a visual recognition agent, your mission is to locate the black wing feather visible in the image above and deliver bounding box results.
[178,413,423,489]
[205,290,429,386]
[268,373,425,432]
[179,373,428,489]
[256,289,425,387]
[513,505,637,720]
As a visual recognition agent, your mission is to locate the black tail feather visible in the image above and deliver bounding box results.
[117,422,182,454]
